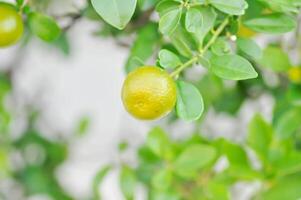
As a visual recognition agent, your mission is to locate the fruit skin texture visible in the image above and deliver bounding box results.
[122,66,177,120]
[0,3,24,47]
[288,67,301,84]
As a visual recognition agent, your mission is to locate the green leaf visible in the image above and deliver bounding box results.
[209,0,248,15]
[237,38,262,60]
[219,139,260,180]
[243,13,297,34]
[185,8,203,33]
[211,54,258,80]
[91,0,137,29]
[207,181,230,200]
[198,56,211,69]
[28,12,61,42]
[156,0,181,17]
[126,57,145,73]
[211,37,232,56]
[53,34,70,56]
[261,0,299,13]
[197,74,223,107]
[146,127,170,158]
[192,7,217,48]
[150,190,181,200]
[15,0,24,7]
[159,8,182,35]
[262,174,301,200]
[174,144,217,178]
[275,108,301,139]
[293,0,301,6]
[274,150,301,176]
[151,168,172,190]
[247,114,273,162]
[259,46,291,72]
[244,0,265,19]
[287,85,301,106]
[0,148,9,178]
[176,81,204,121]
[120,166,136,200]
[158,49,182,69]
[92,165,112,200]
[222,140,250,168]
[118,141,129,152]
[213,86,244,115]
[125,23,160,73]
[170,25,195,58]
[76,116,90,136]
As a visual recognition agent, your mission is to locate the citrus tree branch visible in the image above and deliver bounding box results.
[170,17,230,78]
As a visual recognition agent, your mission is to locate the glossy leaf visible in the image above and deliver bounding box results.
[125,23,160,73]
[28,12,61,42]
[275,108,301,140]
[176,81,204,121]
[120,166,136,200]
[261,0,299,13]
[209,0,248,15]
[174,144,217,178]
[147,127,170,158]
[207,181,230,200]
[185,8,203,33]
[159,8,182,35]
[248,114,273,162]
[76,116,90,136]
[170,25,195,57]
[211,54,258,80]
[93,165,112,200]
[259,46,291,72]
[156,0,181,17]
[243,13,297,34]
[91,0,137,29]
[192,7,217,47]
[151,168,172,190]
[223,140,250,168]
[159,49,182,69]
[237,37,262,60]
[211,37,232,56]
[262,174,301,200]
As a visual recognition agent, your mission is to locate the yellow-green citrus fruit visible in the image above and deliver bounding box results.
[288,67,301,84]
[0,3,24,47]
[122,66,177,120]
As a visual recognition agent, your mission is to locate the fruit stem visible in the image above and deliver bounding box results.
[170,17,229,78]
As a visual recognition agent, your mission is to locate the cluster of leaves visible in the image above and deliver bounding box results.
[95,106,301,200]
[88,1,301,199]
[14,0,61,42]
[12,129,71,200]
[0,73,90,199]
[0,74,71,199]
[0,100,91,199]
[0,1,71,196]
[91,0,300,121]
[0,75,12,183]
